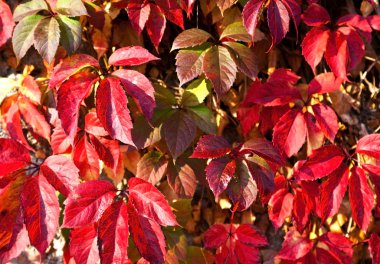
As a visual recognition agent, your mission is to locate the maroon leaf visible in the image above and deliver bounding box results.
[205,157,236,198]
[202,45,237,98]
[319,164,349,223]
[63,180,116,228]
[267,0,289,46]
[89,135,120,176]
[73,136,100,181]
[276,230,313,260]
[167,161,197,198]
[96,77,134,146]
[242,137,284,166]
[356,134,380,159]
[242,0,265,40]
[312,103,338,142]
[349,166,374,231]
[369,233,380,264]
[318,232,353,263]
[191,135,231,159]
[273,109,307,157]
[98,200,129,264]
[171,28,212,51]
[204,224,229,249]
[268,188,294,229]
[294,145,344,181]
[227,161,258,211]
[112,69,156,120]
[128,177,178,226]
[70,225,99,264]
[136,151,168,185]
[301,26,330,74]
[302,3,330,26]
[292,189,310,233]
[40,155,80,197]
[127,203,166,264]
[162,110,197,159]
[108,46,159,66]
[0,1,15,47]
[338,26,365,71]
[235,225,268,247]
[175,46,207,86]
[21,174,59,254]
[57,72,98,142]
[0,138,30,176]
[49,54,100,89]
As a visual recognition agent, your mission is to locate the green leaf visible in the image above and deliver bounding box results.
[33,17,61,63]
[181,78,211,107]
[56,15,82,54]
[220,21,252,42]
[55,0,88,16]
[202,45,237,98]
[154,83,177,109]
[223,41,258,79]
[12,14,45,61]
[13,0,49,22]
[187,105,216,134]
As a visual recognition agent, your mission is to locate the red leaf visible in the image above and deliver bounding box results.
[0,1,15,47]
[292,189,310,233]
[202,45,237,98]
[294,145,344,181]
[40,155,80,197]
[0,225,29,264]
[267,0,290,46]
[21,174,59,254]
[70,225,99,264]
[112,69,156,120]
[5,103,31,149]
[20,75,42,105]
[146,4,166,48]
[155,0,183,29]
[338,14,373,43]
[312,104,338,142]
[276,230,313,260]
[108,46,159,66]
[136,151,168,185]
[49,54,100,89]
[319,164,349,223]
[302,3,330,26]
[363,164,380,217]
[84,111,108,137]
[128,177,178,226]
[242,137,285,166]
[73,136,100,181]
[57,72,98,142]
[242,0,265,41]
[308,72,342,95]
[301,26,330,74]
[268,188,294,229]
[267,68,301,84]
[349,166,374,231]
[51,123,72,154]
[318,232,353,263]
[127,203,166,263]
[98,200,129,264]
[127,0,150,34]
[235,225,268,247]
[191,135,231,159]
[305,111,324,151]
[237,104,260,135]
[356,134,380,159]
[325,30,348,81]
[205,157,236,198]
[369,233,380,264]
[273,109,307,157]
[171,28,212,51]
[63,180,116,228]
[368,15,380,31]
[204,224,229,249]
[0,138,30,176]
[96,77,134,146]
[89,135,120,177]
[338,26,365,71]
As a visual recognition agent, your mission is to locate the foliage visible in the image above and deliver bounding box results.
[0,0,380,263]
